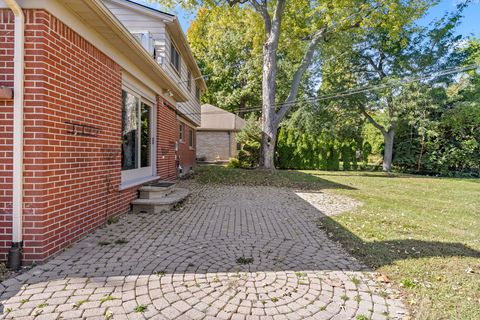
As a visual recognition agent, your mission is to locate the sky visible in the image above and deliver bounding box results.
[131,0,480,37]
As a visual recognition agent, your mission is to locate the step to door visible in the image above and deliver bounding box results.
[131,188,190,214]
[139,182,176,199]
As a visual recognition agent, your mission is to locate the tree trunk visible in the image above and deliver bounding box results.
[260,129,277,169]
[383,129,395,172]
[259,32,279,170]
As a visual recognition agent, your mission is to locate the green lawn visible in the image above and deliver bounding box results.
[196,165,480,320]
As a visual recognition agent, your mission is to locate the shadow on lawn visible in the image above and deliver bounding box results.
[316,215,480,268]
[197,165,358,190]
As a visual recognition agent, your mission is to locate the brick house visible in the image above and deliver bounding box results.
[0,0,206,267]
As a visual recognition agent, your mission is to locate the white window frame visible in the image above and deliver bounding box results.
[120,86,157,188]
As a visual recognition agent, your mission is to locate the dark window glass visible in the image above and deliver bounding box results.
[189,129,194,148]
[121,90,139,170]
[179,123,184,141]
[170,43,181,73]
[140,102,151,168]
[187,71,192,91]
[195,85,200,102]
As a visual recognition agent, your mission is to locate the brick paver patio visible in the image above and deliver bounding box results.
[0,183,407,319]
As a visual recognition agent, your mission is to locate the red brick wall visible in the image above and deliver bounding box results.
[178,121,196,174]
[0,10,14,259]
[157,99,178,181]
[0,9,181,263]
[21,9,139,262]
[0,9,143,262]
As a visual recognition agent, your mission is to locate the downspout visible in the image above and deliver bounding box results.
[5,0,25,270]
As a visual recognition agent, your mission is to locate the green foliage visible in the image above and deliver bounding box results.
[187,6,263,112]
[235,115,261,168]
[277,127,361,171]
[393,39,480,176]
[227,158,242,168]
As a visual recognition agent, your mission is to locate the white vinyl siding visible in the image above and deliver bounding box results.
[104,0,202,125]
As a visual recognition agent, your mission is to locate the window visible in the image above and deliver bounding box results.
[179,123,184,142]
[187,71,192,91]
[121,89,155,184]
[170,43,181,74]
[188,128,194,148]
[195,85,200,102]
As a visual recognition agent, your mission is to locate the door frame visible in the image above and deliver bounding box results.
[120,86,157,186]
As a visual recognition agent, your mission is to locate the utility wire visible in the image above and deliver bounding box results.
[177,63,479,117]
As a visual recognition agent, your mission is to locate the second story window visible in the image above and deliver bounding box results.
[170,43,181,74]
[195,85,200,102]
[187,71,192,91]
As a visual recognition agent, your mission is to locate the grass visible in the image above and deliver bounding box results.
[196,165,480,319]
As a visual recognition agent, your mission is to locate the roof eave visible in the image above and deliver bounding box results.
[84,0,188,101]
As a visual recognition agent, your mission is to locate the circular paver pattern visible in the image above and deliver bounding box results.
[0,183,408,319]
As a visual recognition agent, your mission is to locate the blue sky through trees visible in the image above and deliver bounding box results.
[131,0,479,36]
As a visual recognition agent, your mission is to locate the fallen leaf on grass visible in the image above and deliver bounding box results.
[376,274,391,283]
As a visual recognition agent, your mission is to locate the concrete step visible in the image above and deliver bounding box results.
[131,188,190,214]
[139,181,176,199]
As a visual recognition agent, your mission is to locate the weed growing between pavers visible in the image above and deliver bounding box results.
[73,299,89,308]
[155,270,166,277]
[134,305,147,313]
[114,238,128,244]
[107,216,119,224]
[100,295,117,305]
[236,257,254,264]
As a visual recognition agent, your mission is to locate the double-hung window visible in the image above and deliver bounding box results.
[187,71,192,91]
[121,89,155,185]
[170,43,181,74]
[195,85,200,102]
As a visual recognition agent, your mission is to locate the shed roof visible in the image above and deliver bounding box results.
[199,104,246,131]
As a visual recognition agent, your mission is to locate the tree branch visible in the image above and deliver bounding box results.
[360,107,386,134]
[274,26,328,126]
[250,0,271,34]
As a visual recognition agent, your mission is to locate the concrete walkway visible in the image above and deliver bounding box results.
[0,183,407,319]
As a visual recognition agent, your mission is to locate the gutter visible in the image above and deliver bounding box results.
[5,0,24,270]
[85,0,188,102]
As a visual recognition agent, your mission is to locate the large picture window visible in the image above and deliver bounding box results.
[121,89,155,185]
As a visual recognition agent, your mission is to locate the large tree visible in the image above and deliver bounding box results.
[187,6,264,113]
[317,5,464,171]
[162,0,435,169]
